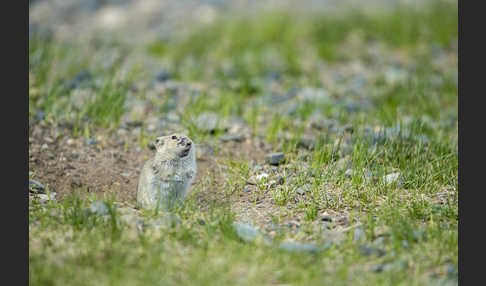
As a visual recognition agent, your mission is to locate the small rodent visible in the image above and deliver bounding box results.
[137,133,197,210]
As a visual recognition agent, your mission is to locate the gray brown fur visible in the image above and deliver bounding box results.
[137,133,197,210]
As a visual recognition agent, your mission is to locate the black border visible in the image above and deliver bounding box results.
[458,0,479,284]
[6,0,29,284]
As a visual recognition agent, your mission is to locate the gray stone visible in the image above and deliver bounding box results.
[447,264,458,280]
[364,171,374,181]
[253,165,263,172]
[281,103,299,115]
[353,228,366,242]
[266,91,293,104]
[296,187,305,195]
[29,179,46,193]
[384,172,401,186]
[384,67,408,85]
[278,241,319,254]
[89,201,110,216]
[344,169,354,177]
[248,173,269,185]
[296,184,311,195]
[298,136,316,150]
[36,110,46,121]
[266,152,285,165]
[321,221,333,230]
[85,138,98,146]
[309,114,338,131]
[68,70,92,90]
[36,192,56,202]
[372,260,409,272]
[339,143,354,156]
[126,120,143,128]
[402,240,410,248]
[413,230,426,241]
[266,224,282,235]
[299,87,330,102]
[344,100,370,113]
[374,237,386,245]
[359,245,386,257]
[219,133,245,142]
[349,76,367,91]
[154,69,170,82]
[233,222,261,243]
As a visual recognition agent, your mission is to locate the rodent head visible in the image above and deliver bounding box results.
[154,133,194,159]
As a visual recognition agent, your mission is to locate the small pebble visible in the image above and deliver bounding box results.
[219,133,245,142]
[384,172,401,186]
[89,201,110,216]
[29,179,46,193]
[353,228,366,242]
[344,169,353,177]
[359,245,386,257]
[85,138,98,146]
[36,110,46,121]
[36,192,56,202]
[233,222,261,243]
[266,152,285,166]
[154,69,170,82]
[278,241,319,254]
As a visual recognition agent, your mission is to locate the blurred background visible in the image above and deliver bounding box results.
[29,0,458,133]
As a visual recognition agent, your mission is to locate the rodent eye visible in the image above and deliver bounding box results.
[171,135,177,140]
[155,139,160,144]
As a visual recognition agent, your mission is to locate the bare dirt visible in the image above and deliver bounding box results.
[29,120,352,235]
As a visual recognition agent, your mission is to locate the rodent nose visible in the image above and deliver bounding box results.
[186,142,192,146]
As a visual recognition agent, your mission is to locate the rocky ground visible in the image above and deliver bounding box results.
[29,0,458,285]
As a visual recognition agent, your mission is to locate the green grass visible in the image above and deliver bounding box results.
[29,1,457,285]
[29,36,137,128]
[146,0,457,82]
[30,187,457,285]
